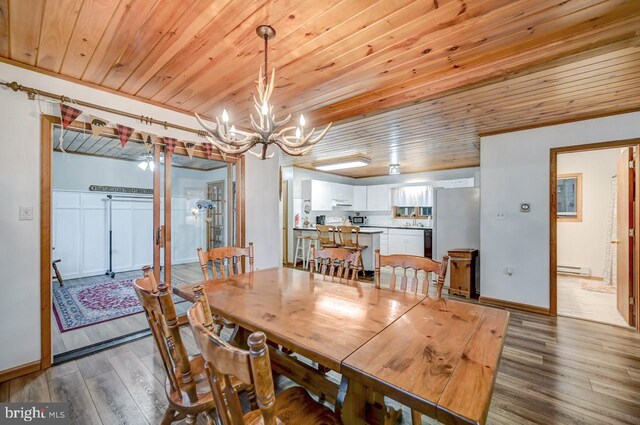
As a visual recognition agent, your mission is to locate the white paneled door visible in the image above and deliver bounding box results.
[53,190,211,280]
[53,190,153,280]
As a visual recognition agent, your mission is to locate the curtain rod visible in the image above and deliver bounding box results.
[1,80,210,138]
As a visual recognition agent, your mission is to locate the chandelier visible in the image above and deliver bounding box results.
[195,25,331,160]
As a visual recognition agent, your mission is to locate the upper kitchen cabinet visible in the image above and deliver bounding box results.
[332,183,354,207]
[367,185,391,211]
[353,186,367,211]
[438,178,475,189]
[302,180,333,211]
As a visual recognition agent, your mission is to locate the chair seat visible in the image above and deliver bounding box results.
[243,387,341,425]
[166,354,248,412]
[341,245,367,251]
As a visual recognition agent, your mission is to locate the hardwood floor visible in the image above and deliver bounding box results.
[14,301,640,424]
[557,274,631,328]
[52,263,204,355]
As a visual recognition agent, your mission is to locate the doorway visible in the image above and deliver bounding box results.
[550,140,640,330]
[41,116,244,364]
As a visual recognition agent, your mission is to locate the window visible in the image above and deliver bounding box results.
[417,206,433,218]
[557,173,582,222]
[393,206,432,218]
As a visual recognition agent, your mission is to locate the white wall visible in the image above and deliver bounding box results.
[53,151,153,190]
[557,149,619,277]
[480,112,640,309]
[0,61,279,372]
[245,151,281,270]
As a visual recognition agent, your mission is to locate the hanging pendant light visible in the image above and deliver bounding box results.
[195,25,331,160]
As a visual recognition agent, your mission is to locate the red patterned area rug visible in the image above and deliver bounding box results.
[52,275,184,332]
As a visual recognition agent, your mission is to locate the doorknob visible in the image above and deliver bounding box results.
[611,240,620,244]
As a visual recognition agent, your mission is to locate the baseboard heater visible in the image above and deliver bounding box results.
[557,265,591,276]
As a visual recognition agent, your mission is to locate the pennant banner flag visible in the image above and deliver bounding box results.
[89,115,109,139]
[116,124,135,148]
[184,142,196,159]
[140,132,158,153]
[164,137,177,156]
[203,142,213,159]
[60,104,83,129]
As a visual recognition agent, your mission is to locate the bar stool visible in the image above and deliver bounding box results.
[337,225,367,278]
[316,225,339,248]
[294,234,310,269]
[305,236,320,270]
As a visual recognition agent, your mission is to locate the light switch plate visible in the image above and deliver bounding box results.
[19,205,34,220]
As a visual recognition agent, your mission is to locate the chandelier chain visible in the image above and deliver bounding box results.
[264,34,268,83]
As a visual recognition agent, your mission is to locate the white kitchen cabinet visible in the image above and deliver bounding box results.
[440,178,475,189]
[388,228,424,256]
[388,234,403,255]
[353,186,367,211]
[331,183,354,206]
[367,227,388,255]
[405,233,424,256]
[366,184,390,211]
[302,179,333,211]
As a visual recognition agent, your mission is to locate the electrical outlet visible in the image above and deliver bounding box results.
[505,267,514,277]
[497,212,506,220]
[19,205,33,221]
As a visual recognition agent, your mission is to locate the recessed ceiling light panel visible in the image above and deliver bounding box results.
[313,156,371,171]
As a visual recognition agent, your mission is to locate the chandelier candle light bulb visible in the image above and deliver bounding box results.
[195,25,331,160]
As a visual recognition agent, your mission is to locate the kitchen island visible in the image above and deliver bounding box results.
[293,227,382,272]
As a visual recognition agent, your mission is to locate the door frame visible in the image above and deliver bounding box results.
[38,114,245,370]
[550,138,640,331]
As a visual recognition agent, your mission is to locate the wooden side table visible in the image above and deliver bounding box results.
[447,249,478,299]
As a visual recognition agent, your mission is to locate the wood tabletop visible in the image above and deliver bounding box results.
[342,297,509,425]
[173,267,426,371]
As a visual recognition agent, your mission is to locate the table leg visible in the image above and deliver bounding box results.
[337,375,367,425]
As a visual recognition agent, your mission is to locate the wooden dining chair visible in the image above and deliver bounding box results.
[197,244,254,336]
[374,249,449,298]
[134,266,251,424]
[197,243,254,279]
[309,246,361,283]
[336,225,367,278]
[315,225,339,248]
[187,301,342,425]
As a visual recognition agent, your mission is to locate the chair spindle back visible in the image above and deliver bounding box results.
[197,243,254,280]
[315,225,337,247]
[374,250,449,298]
[188,302,277,425]
[337,225,360,248]
[133,266,194,398]
[309,246,360,283]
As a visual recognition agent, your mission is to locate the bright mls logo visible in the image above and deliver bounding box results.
[0,403,68,424]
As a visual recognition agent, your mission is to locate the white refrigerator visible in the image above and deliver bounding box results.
[433,186,480,291]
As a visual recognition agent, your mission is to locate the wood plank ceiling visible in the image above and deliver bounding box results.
[1,0,639,177]
[52,127,227,171]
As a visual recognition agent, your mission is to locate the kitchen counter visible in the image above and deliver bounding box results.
[293,227,383,234]
[293,227,381,271]
[361,225,432,230]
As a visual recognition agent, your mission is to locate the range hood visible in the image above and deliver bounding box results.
[332,199,352,207]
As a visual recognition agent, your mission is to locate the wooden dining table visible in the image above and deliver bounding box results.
[174,267,509,425]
